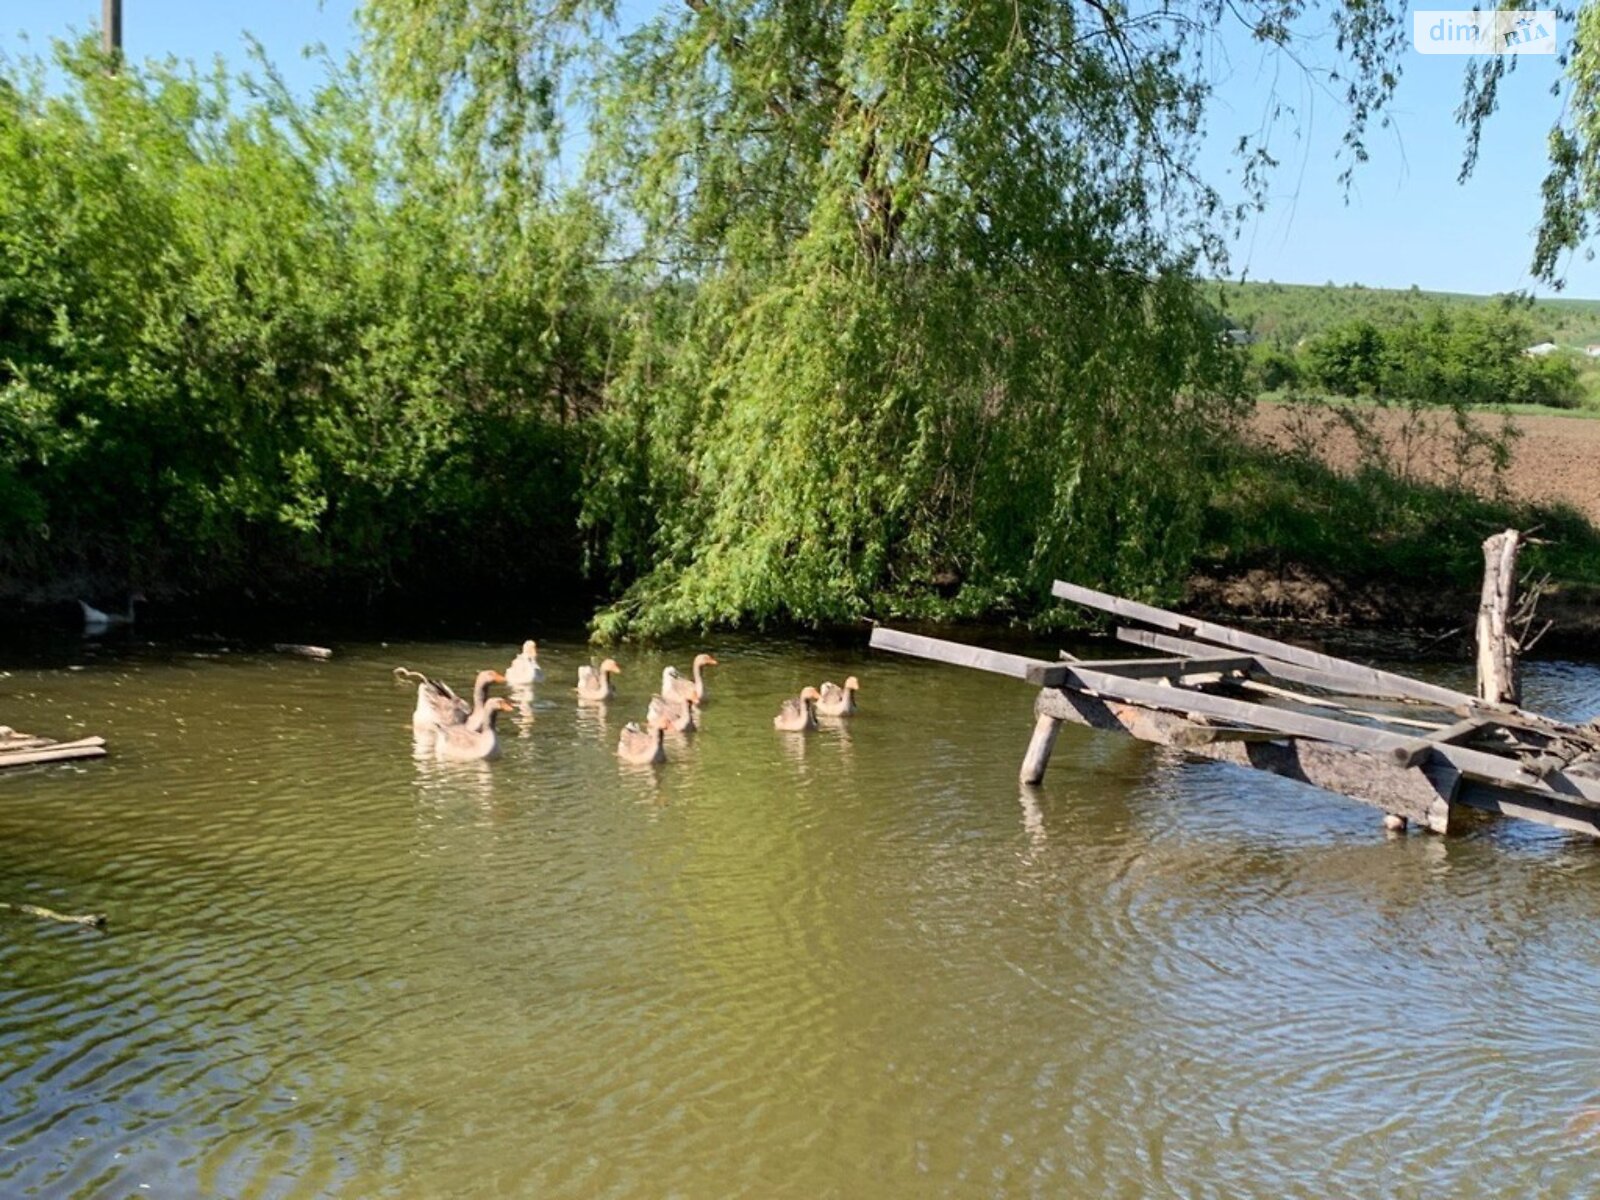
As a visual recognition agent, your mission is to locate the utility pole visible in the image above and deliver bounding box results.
[102,0,122,62]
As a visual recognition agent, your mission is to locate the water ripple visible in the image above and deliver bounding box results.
[2,642,1600,1196]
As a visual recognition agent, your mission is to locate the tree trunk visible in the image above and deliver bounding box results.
[1476,529,1522,706]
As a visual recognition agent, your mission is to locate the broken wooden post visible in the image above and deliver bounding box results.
[1477,528,1522,706]
[1020,712,1061,785]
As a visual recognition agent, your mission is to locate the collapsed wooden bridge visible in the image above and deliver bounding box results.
[870,579,1600,839]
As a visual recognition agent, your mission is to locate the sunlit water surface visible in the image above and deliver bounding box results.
[3,634,1600,1198]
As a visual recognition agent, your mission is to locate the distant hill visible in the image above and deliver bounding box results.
[1207,280,1600,349]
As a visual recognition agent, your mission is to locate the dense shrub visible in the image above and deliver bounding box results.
[0,41,605,604]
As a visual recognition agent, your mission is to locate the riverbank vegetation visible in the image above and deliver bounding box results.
[5,5,1600,639]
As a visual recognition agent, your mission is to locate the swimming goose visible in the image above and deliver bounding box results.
[80,592,145,632]
[577,658,622,701]
[506,640,544,686]
[816,676,860,717]
[647,692,697,733]
[773,686,821,732]
[616,713,669,765]
[433,697,516,761]
[662,653,718,705]
[399,668,506,733]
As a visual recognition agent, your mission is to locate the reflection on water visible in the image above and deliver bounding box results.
[1,635,1600,1198]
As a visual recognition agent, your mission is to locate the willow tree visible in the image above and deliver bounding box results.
[360,0,1417,635]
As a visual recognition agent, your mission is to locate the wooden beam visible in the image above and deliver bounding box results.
[1040,689,1459,830]
[0,741,108,769]
[1124,624,1592,748]
[870,628,1254,688]
[1237,679,1449,732]
[1023,654,1255,685]
[870,622,1600,806]
[1456,790,1600,839]
[869,626,1047,680]
[1041,664,1600,808]
[1116,626,1414,702]
[1055,580,1477,710]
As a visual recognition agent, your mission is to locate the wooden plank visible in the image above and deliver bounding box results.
[0,743,108,769]
[1456,790,1600,839]
[1055,580,1477,710]
[1118,627,1394,699]
[1042,664,1600,808]
[871,629,1249,689]
[1048,686,1599,837]
[1024,655,1255,684]
[1237,679,1449,732]
[1039,689,1459,829]
[869,627,1048,680]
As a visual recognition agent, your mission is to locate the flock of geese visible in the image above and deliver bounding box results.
[398,640,862,764]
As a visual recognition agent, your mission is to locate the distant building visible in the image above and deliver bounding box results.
[1524,342,1559,357]
[1585,344,1600,358]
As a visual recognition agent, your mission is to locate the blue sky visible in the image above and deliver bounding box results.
[4,1,1593,297]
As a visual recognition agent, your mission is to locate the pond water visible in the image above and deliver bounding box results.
[2,633,1600,1198]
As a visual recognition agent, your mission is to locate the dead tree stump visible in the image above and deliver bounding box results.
[1476,529,1522,706]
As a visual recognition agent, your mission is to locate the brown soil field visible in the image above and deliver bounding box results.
[1250,403,1600,525]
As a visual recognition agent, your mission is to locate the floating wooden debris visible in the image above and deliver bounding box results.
[0,902,107,928]
[274,643,334,660]
[0,726,107,770]
[869,578,1600,840]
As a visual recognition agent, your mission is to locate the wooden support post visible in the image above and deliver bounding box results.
[1477,529,1522,706]
[1020,710,1062,785]
[102,0,122,61]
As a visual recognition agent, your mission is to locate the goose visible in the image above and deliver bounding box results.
[816,676,860,717]
[506,640,544,686]
[662,653,718,705]
[616,713,669,765]
[773,686,822,732]
[80,592,145,632]
[577,658,622,702]
[433,697,516,761]
[398,668,506,733]
[647,692,696,733]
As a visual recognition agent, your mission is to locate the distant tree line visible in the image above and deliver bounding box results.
[1244,308,1584,408]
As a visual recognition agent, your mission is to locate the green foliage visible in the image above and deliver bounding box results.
[0,39,604,601]
[1273,306,1585,408]
[1214,279,1600,349]
[1304,320,1386,396]
[564,0,1249,636]
[9,2,1600,637]
[1246,343,1302,392]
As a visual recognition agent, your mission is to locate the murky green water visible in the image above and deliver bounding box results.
[3,632,1600,1198]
